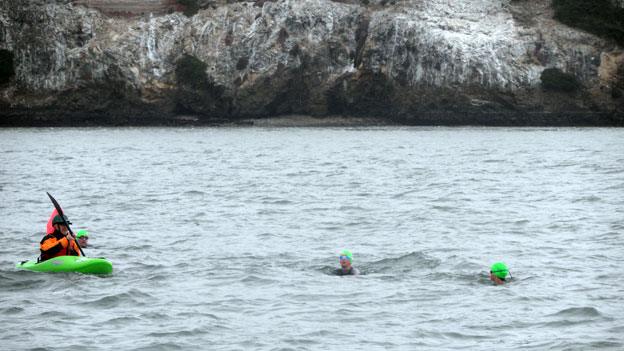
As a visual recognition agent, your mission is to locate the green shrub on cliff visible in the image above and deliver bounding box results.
[540,68,580,92]
[0,50,14,85]
[553,0,624,45]
[176,54,210,90]
[175,54,227,116]
[177,0,199,17]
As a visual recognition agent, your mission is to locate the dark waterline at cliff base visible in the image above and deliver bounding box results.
[1,111,623,127]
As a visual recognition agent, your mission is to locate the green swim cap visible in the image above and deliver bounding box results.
[490,262,508,279]
[76,229,89,238]
[339,249,353,262]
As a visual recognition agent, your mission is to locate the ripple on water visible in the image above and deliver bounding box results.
[0,270,48,291]
[82,289,154,308]
[543,307,611,327]
[131,341,186,351]
[363,251,441,274]
[240,274,278,285]
[439,331,489,340]
[35,310,80,320]
[1,306,24,315]
[146,328,207,338]
[552,340,624,350]
[115,257,163,269]
[116,244,153,252]
[104,316,143,325]
[573,195,602,203]
[425,271,490,286]
[183,190,205,196]
[144,273,170,282]
[550,307,603,318]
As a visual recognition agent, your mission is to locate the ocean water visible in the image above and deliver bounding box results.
[0,126,622,350]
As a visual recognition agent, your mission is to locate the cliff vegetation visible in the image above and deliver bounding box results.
[553,0,624,45]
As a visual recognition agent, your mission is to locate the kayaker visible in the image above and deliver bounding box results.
[489,262,510,285]
[76,229,89,248]
[334,249,359,276]
[39,215,82,261]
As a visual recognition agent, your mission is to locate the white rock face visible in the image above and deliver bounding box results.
[364,0,541,90]
[0,0,621,124]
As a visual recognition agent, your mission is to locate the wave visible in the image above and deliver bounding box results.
[182,190,205,196]
[142,273,170,282]
[81,289,155,308]
[549,306,603,318]
[130,341,188,351]
[572,195,602,203]
[0,306,24,315]
[545,340,623,350]
[541,306,610,327]
[145,328,207,338]
[240,274,279,285]
[116,244,153,251]
[439,331,489,340]
[36,310,80,320]
[363,251,441,274]
[104,316,143,324]
[0,270,48,291]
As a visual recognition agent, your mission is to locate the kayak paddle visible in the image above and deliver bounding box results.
[46,192,86,257]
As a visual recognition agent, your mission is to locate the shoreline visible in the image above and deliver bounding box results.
[0,112,622,128]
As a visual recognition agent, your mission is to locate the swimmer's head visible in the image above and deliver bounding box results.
[339,249,353,262]
[490,262,509,279]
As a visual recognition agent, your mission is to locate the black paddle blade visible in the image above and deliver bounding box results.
[46,192,64,217]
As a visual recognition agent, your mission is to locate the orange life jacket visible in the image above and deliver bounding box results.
[40,230,81,261]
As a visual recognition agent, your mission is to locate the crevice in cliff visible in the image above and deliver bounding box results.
[264,57,311,116]
[0,49,14,85]
[353,12,370,69]
[615,64,624,99]
[327,70,395,116]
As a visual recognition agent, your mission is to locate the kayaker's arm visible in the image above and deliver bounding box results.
[40,235,71,256]
[40,234,81,257]
[67,235,81,256]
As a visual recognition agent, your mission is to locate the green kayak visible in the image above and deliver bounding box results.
[16,256,113,275]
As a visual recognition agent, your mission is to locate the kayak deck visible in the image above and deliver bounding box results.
[16,256,113,275]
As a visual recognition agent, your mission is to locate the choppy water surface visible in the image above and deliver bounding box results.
[1,127,623,350]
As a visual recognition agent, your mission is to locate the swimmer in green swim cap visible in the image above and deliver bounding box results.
[489,262,510,285]
[76,229,89,248]
[335,249,359,276]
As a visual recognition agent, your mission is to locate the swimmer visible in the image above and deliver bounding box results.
[76,229,89,248]
[489,262,510,285]
[335,249,359,276]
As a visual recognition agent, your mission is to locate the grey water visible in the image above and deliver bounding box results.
[0,126,623,350]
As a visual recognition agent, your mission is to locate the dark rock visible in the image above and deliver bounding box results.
[541,68,581,92]
[0,49,14,85]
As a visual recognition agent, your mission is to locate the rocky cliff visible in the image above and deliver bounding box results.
[0,0,622,126]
